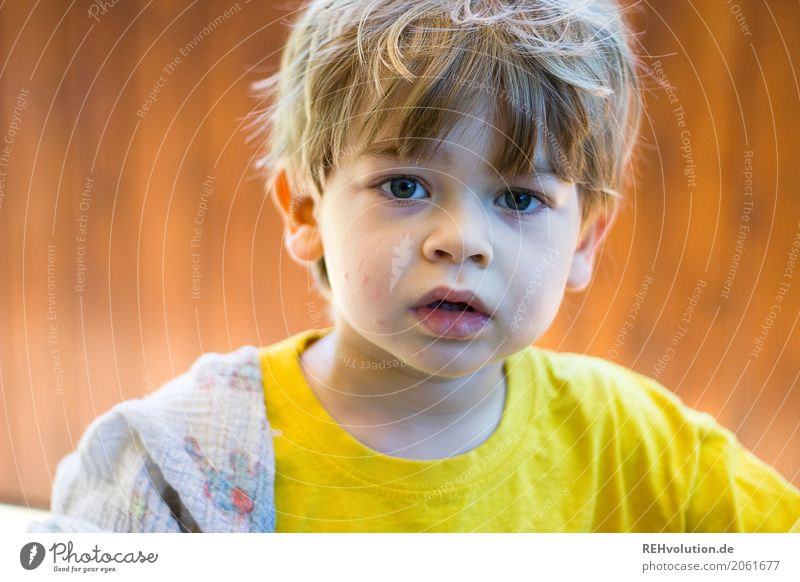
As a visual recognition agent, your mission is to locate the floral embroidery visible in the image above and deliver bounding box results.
[184,436,259,518]
[197,360,261,393]
[129,489,149,526]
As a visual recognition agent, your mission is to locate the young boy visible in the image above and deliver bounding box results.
[30,0,799,533]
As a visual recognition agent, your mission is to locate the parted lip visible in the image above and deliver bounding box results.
[411,286,492,317]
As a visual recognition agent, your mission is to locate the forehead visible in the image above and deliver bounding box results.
[350,137,557,178]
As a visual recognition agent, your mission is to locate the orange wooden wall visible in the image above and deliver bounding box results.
[1,0,798,509]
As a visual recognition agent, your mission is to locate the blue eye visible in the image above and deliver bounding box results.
[375,176,546,216]
[378,177,428,201]
[497,190,544,214]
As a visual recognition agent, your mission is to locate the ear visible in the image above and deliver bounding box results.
[270,168,324,264]
[566,203,617,291]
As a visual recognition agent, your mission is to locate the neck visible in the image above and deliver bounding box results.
[304,326,506,420]
[298,324,508,458]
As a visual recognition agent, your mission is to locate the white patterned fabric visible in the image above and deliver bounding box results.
[26,346,276,533]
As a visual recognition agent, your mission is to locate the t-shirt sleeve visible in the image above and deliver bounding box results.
[683,409,800,532]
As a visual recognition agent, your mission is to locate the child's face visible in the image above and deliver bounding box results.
[276,103,612,377]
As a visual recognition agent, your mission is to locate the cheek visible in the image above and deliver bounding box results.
[503,246,570,332]
[325,215,398,307]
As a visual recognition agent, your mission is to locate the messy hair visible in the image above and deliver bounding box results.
[249,0,642,295]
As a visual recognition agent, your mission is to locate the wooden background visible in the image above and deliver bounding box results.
[1,0,798,509]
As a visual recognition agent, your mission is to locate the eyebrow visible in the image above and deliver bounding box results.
[353,142,557,177]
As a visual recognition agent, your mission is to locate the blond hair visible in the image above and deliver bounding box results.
[250,0,642,295]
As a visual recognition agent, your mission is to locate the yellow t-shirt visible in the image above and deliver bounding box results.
[259,327,800,532]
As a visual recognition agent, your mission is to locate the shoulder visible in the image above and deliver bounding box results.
[517,346,709,444]
[67,345,264,457]
[144,345,263,405]
[512,347,800,530]
[45,345,275,533]
[80,345,267,453]
[523,347,689,411]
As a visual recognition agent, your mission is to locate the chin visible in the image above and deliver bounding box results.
[400,345,499,379]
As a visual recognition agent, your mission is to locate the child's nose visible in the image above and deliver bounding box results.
[421,200,493,268]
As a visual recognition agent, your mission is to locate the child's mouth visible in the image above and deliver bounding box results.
[412,301,490,339]
[426,300,475,312]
